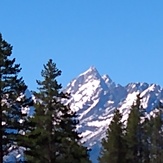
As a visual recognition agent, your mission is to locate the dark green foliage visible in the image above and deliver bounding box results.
[140,117,151,163]
[148,108,163,163]
[124,95,151,163]
[125,96,142,163]
[100,94,163,163]
[0,33,33,162]
[23,59,91,163]
[99,109,125,163]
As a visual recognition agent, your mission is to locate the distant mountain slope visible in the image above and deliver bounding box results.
[65,66,163,163]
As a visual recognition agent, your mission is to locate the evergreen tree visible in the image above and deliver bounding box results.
[23,59,91,163]
[140,117,151,163]
[0,33,33,162]
[124,95,144,163]
[148,107,163,163]
[99,109,125,163]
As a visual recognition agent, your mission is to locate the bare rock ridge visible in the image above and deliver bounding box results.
[65,66,163,163]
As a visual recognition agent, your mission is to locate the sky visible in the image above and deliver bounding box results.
[0,1,163,91]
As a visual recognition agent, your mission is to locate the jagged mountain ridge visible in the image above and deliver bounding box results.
[65,66,163,163]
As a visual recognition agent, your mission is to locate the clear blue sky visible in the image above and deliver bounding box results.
[1,1,163,90]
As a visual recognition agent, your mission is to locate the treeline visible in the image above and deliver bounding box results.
[99,95,163,163]
[0,33,91,163]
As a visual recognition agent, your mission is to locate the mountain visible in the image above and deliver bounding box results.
[65,66,163,163]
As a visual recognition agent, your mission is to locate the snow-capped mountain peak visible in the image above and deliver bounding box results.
[81,66,100,78]
[64,66,163,163]
[66,66,107,94]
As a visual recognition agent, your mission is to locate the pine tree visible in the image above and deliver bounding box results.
[99,109,125,163]
[0,33,33,162]
[23,59,91,163]
[140,117,151,163]
[124,95,144,163]
[148,107,163,163]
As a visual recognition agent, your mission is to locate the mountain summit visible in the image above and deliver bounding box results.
[65,67,163,163]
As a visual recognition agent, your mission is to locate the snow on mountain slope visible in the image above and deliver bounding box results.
[65,67,163,163]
